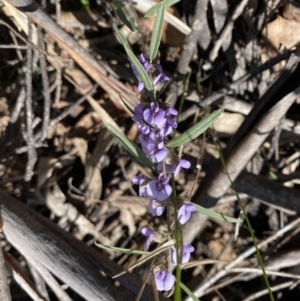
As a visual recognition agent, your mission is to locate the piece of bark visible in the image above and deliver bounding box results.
[234,172,300,214]
[182,81,300,243]
[0,190,168,301]
[196,85,300,208]
[0,243,11,301]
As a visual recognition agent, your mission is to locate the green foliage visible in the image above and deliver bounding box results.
[95,243,149,255]
[145,0,181,17]
[104,122,157,172]
[168,108,224,147]
[115,7,136,31]
[114,26,155,101]
[80,0,90,11]
[149,2,165,61]
[179,282,199,301]
[119,94,135,116]
[191,202,242,223]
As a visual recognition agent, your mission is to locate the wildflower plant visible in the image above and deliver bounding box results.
[99,1,242,300]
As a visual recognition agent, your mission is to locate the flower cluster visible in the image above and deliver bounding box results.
[131,54,197,292]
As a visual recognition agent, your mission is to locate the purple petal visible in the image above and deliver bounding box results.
[141,227,155,238]
[157,162,163,171]
[139,185,148,197]
[138,81,145,91]
[178,204,196,224]
[143,108,154,124]
[166,163,180,176]
[167,118,177,129]
[167,107,178,116]
[160,74,170,82]
[130,63,139,77]
[139,53,146,63]
[147,180,159,198]
[180,159,191,169]
[132,176,144,185]
[162,125,173,136]
[153,74,163,86]
[185,203,197,212]
[157,184,172,201]
[157,140,164,150]
[161,176,170,186]
[154,270,175,291]
[154,110,167,128]
[149,199,165,216]
[182,244,195,263]
[152,149,168,163]
[153,63,163,72]
[138,123,150,135]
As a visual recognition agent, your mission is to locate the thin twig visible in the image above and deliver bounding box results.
[0,20,70,61]
[23,19,37,201]
[185,217,300,300]
[208,0,249,64]
[37,26,51,142]
[0,238,11,301]
[0,44,27,49]
[243,281,294,301]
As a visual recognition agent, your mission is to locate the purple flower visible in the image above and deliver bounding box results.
[143,103,166,129]
[138,121,150,135]
[157,158,191,176]
[141,227,155,250]
[178,203,196,224]
[147,137,169,163]
[149,199,166,216]
[132,103,145,123]
[131,54,151,91]
[139,53,150,71]
[147,173,172,201]
[139,130,156,149]
[159,106,178,136]
[131,54,170,91]
[171,243,195,264]
[132,176,148,197]
[154,270,175,291]
[153,63,170,86]
[169,159,191,176]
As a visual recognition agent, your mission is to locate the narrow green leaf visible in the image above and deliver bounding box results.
[104,122,156,172]
[113,239,175,278]
[112,0,124,8]
[145,0,180,17]
[190,202,242,224]
[168,108,224,148]
[149,3,164,61]
[179,282,199,301]
[113,26,154,101]
[95,243,149,255]
[80,0,90,10]
[115,7,136,31]
[164,0,181,7]
[119,94,134,116]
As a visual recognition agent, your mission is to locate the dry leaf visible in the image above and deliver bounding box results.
[72,137,88,165]
[119,208,136,237]
[213,112,245,137]
[283,1,300,22]
[262,15,300,51]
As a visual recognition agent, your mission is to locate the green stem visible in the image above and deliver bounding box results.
[214,139,275,301]
[172,175,182,301]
